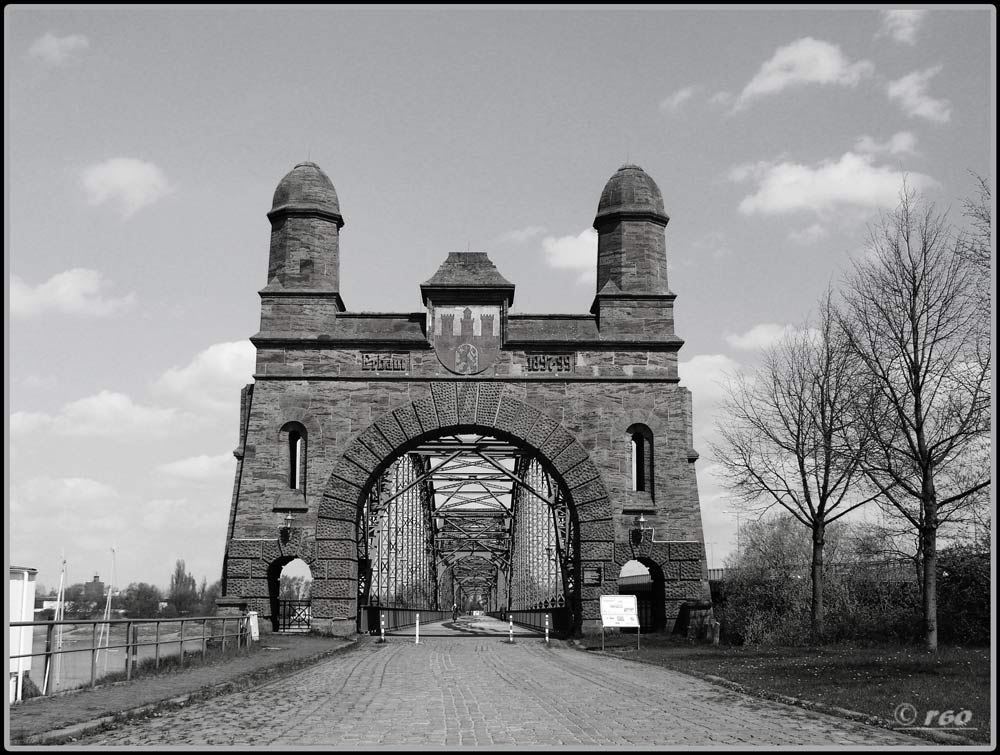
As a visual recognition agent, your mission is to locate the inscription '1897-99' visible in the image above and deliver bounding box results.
[526,354,573,372]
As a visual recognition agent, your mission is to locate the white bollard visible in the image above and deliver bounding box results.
[545,614,549,644]
[508,614,514,644]
[415,613,420,644]
[380,612,385,643]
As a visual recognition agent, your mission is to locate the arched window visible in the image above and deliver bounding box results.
[281,422,307,492]
[627,424,653,493]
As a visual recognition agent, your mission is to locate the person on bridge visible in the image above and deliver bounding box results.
[452,603,459,622]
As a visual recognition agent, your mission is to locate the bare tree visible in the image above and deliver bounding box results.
[838,188,991,651]
[957,172,992,284]
[711,291,879,641]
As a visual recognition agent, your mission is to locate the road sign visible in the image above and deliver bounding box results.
[600,594,639,628]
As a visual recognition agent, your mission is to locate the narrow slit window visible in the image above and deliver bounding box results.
[288,429,303,489]
[628,424,653,493]
[632,435,646,491]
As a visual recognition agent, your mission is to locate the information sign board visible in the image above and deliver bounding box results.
[600,594,640,628]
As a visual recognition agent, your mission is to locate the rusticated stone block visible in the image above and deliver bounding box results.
[226,559,251,578]
[575,499,612,522]
[331,457,369,489]
[456,383,478,425]
[508,401,542,440]
[412,397,439,434]
[311,578,356,599]
[431,382,458,426]
[251,560,270,578]
[579,541,613,561]
[579,518,614,542]
[552,441,589,474]
[539,426,575,463]
[227,539,263,559]
[563,459,600,488]
[476,382,503,425]
[344,443,381,477]
[356,426,393,460]
[314,517,356,540]
[260,540,283,563]
[524,412,559,451]
[663,581,702,599]
[393,404,422,440]
[677,560,704,580]
[669,542,703,561]
[317,538,357,559]
[569,478,607,506]
[374,412,408,451]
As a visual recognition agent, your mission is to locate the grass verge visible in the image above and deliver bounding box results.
[582,633,989,744]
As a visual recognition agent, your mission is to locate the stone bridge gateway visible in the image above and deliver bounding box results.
[219,162,711,636]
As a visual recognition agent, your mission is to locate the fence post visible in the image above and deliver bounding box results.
[126,622,134,681]
[155,621,161,669]
[202,618,208,662]
[380,612,385,643]
[179,620,185,665]
[545,614,549,645]
[415,613,420,645]
[91,623,98,689]
[43,623,55,696]
[125,622,139,679]
[221,617,227,654]
[509,614,514,644]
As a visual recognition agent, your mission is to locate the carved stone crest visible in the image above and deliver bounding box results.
[433,304,501,375]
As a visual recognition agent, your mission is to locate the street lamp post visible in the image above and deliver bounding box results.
[722,510,742,561]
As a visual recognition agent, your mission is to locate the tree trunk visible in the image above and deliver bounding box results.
[810,522,825,643]
[921,519,938,652]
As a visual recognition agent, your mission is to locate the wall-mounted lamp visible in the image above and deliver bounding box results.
[630,513,649,546]
[279,512,294,544]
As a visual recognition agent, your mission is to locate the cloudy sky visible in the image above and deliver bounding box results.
[6,6,994,592]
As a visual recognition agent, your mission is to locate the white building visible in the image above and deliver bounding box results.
[9,566,37,704]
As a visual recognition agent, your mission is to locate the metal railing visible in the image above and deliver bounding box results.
[359,606,452,634]
[488,608,571,636]
[9,614,251,696]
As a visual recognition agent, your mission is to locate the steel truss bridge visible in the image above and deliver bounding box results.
[356,434,575,634]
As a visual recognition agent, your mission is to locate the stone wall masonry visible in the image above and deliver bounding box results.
[225,371,707,634]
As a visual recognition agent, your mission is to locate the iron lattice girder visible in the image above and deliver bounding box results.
[361,434,570,607]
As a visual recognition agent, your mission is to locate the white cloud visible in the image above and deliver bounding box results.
[156,453,235,482]
[787,223,828,244]
[679,353,741,409]
[18,476,119,504]
[18,374,59,389]
[10,268,136,318]
[854,131,918,156]
[730,151,936,216]
[28,32,89,65]
[691,230,734,261]
[736,37,873,108]
[887,66,951,123]
[709,91,733,107]
[11,391,183,438]
[660,85,699,113]
[540,228,598,285]
[499,225,546,243]
[724,323,799,350]
[876,10,928,45]
[81,158,173,217]
[153,340,256,412]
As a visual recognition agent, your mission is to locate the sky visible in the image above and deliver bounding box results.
[6,5,995,593]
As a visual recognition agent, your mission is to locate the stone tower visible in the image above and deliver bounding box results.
[262,161,346,320]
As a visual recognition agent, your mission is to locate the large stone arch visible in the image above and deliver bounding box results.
[311,382,615,635]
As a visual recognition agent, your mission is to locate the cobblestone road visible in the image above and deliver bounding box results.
[81,630,927,748]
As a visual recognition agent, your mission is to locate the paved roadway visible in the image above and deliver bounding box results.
[81,617,926,748]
